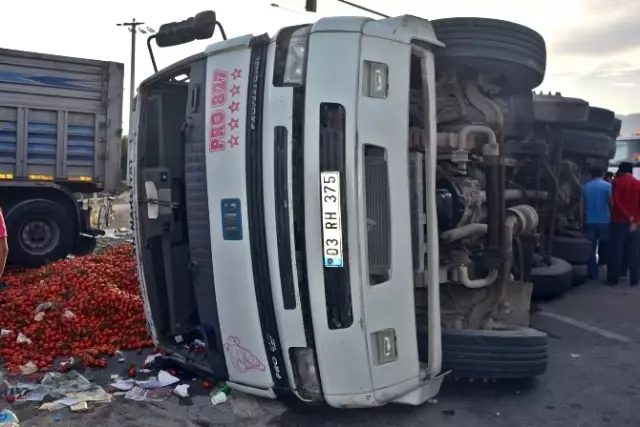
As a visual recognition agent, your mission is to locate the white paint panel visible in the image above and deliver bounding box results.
[356,35,421,396]
[205,47,273,389]
[304,31,374,397]
[261,41,308,390]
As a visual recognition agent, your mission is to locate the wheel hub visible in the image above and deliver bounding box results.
[20,218,60,255]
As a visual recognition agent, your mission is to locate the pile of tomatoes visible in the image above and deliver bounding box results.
[0,244,153,376]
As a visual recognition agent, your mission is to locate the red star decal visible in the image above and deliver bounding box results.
[229,101,240,113]
[231,69,242,80]
[229,135,240,148]
[230,85,241,96]
[228,118,239,130]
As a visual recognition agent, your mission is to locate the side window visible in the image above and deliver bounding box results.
[364,144,391,285]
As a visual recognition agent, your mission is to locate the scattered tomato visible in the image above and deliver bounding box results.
[0,244,153,375]
[203,380,213,390]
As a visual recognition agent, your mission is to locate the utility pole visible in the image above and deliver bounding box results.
[117,19,155,114]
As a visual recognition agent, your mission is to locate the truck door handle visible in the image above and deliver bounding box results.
[190,84,199,113]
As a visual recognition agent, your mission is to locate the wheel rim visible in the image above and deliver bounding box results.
[19,217,60,255]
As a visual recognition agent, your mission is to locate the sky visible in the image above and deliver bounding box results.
[3,0,640,133]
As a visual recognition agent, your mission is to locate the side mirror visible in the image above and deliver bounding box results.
[155,11,217,48]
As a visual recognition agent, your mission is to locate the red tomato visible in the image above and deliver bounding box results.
[0,244,152,372]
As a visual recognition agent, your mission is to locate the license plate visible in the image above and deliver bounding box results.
[320,171,344,268]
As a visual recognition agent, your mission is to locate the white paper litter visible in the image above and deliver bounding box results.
[1,329,12,336]
[143,354,160,367]
[109,380,135,391]
[173,384,190,397]
[34,312,45,322]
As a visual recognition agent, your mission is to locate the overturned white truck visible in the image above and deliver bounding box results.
[130,13,548,408]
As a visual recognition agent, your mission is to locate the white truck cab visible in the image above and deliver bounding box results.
[130,12,548,409]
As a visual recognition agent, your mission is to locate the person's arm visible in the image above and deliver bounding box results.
[612,180,635,223]
[0,209,7,278]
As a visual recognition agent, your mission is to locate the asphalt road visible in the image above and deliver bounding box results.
[8,280,639,427]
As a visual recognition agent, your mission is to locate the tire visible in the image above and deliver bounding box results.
[417,326,548,379]
[431,18,546,91]
[551,235,592,264]
[571,263,589,286]
[531,256,572,300]
[533,93,589,124]
[560,129,613,159]
[5,199,75,268]
[584,107,615,132]
[610,118,622,139]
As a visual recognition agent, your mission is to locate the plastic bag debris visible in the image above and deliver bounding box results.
[40,371,93,399]
[173,384,190,398]
[1,330,12,337]
[210,384,231,406]
[16,333,31,345]
[0,409,19,427]
[125,386,172,402]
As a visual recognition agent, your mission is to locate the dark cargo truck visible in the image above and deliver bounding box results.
[0,48,124,266]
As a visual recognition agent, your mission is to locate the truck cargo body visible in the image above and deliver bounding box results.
[0,48,124,192]
[0,48,124,267]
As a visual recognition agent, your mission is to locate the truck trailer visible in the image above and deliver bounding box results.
[0,48,124,266]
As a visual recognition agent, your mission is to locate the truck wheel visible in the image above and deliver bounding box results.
[551,235,592,264]
[6,199,75,268]
[431,17,546,91]
[583,107,615,132]
[610,118,622,139]
[533,93,589,124]
[560,129,613,159]
[571,263,589,286]
[531,256,572,300]
[417,326,548,379]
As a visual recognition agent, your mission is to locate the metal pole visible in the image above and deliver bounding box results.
[130,19,136,115]
[117,19,145,114]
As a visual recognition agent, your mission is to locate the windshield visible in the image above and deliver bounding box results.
[613,138,640,162]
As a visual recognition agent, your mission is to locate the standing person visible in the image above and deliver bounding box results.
[607,162,640,286]
[581,167,612,279]
[0,208,7,278]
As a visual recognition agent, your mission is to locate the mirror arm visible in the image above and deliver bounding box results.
[147,34,159,73]
[215,22,227,40]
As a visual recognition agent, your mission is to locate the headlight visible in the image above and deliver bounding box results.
[283,27,310,85]
[291,347,322,400]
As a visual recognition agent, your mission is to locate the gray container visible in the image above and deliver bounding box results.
[0,48,124,192]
